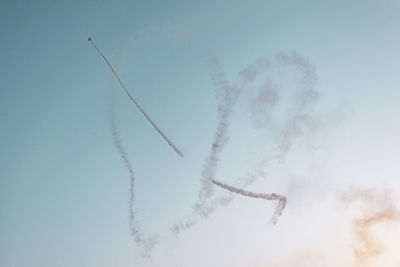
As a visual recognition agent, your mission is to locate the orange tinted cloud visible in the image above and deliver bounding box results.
[341,188,400,265]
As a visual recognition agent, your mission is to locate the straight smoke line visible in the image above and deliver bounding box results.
[89,37,184,157]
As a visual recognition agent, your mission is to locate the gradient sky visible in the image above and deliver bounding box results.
[1,0,400,266]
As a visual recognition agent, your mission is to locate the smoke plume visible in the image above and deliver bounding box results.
[172,51,320,235]
[341,188,400,265]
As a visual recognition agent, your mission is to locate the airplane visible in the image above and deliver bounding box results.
[88,37,92,41]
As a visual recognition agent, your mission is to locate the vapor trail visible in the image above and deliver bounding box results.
[212,179,287,224]
[108,79,156,255]
[171,58,249,235]
[103,27,319,245]
[89,37,184,157]
[193,55,270,206]
[172,51,319,234]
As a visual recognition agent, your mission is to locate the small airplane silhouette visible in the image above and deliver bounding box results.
[88,37,92,41]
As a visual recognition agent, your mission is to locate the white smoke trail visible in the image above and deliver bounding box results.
[211,179,287,224]
[101,26,259,238]
[91,27,224,254]
[172,51,320,235]
[171,55,273,234]
[108,74,157,256]
[89,37,184,157]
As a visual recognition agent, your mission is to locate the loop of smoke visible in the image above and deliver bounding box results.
[172,49,321,235]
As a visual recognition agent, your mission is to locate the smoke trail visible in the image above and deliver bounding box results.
[108,79,157,256]
[97,27,322,247]
[97,27,226,253]
[212,179,287,224]
[195,56,239,206]
[341,188,400,265]
[98,26,233,252]
[170,64,258,235]
[170,161,269,236]
[172,51,320,235]
[249,51,319,155]
[89,37,184,157]
[103,26,244,237]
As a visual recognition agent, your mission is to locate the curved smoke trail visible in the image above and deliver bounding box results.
[108,26,253,236]
[108,72,157,255]
[212,179,287,224]
[171,55,272,235]
[172,50,319,235]
[89,37,184,158]
[104,26,285,237]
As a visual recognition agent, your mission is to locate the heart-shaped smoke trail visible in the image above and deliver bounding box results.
[89,26,321,256]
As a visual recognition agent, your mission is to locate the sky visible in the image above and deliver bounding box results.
[1,0,400,266]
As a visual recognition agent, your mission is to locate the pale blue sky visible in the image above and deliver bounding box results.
[1,0,400,266]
